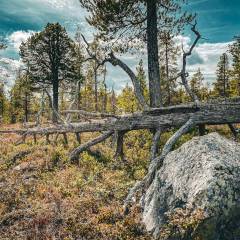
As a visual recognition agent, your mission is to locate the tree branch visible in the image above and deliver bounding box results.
[70,131,114,163]
[124,118,196,212]
[81,34,149,110]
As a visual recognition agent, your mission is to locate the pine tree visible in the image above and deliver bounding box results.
[117,84,138,113]
[229,36,240,96]
[0,82,8,122]
[111,87,117,114]
[99,66,108,112]
[214,53,230,97]
[159,31,179,105]
[79,0,194,108]
[190,68,204,99]
[136,59,149,104]
[73,27,85,110]
[20,23,78,122]
[9,71,34,123]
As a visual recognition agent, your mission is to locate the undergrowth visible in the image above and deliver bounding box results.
[0,124,234,239]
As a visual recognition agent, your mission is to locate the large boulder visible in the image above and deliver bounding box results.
[143,133,240,240]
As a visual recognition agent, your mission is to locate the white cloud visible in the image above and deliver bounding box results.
[41,0,78,9]
[181,37,233,84]
[0,58,22,88]
[8,31,35,50]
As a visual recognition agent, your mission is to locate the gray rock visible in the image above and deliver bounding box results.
[142,133,240,240]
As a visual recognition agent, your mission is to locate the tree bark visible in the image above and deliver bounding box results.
[165,39,171,105]
[114,131,127,161]
[52,74,59,123]
[147,0,162,108]
[24,92,28,123]
[199,124,206,136]
[3,100,240,136]
[70,131,114,162]
[94,63,98,112]
[77,81,81,110]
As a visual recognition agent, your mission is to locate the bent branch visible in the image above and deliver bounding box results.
[70,131,114,163]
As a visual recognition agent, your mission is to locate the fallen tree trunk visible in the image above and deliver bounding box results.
[1,100,240,136]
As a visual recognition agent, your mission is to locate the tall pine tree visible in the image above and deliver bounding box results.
[214,53,230,97]
[79,0,194,108]
[229,36,240,96]
[20,23,78,122]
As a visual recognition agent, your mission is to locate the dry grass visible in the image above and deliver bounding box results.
[0,124,235,239]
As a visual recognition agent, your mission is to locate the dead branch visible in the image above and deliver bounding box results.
[70,131,114,163]
[150,128,162,161]
[169,22,201,104]
[44,88,68,125]
[75,132,81,144]
[106,52,149,110]
[228,124,239,140]
[124,118,196,211]
[114,131,127,161]
[180,22,201,104]
[62,110,119,119]
[81,34,149,110]
[62,133,68,145]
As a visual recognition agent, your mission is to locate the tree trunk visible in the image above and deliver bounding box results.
[94,63,98,112]
[24,92,28,123]
[77,81,81,110]
[147,0,162,108]
[165,40,171,106]
[6,100,240,136]
[52,75,59,123]
[103,66,107,112]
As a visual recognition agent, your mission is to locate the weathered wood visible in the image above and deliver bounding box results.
[150,128,162,160]
[62,133,68,145]
[33,134,37,144]
[124,118,196,211]
[46,134,50,144]
[62,110,119,119]
[228,124,238,140]
[199,124,206,136]
[1,101,240,136]
[75,132,81,144]
[114,131,127,161]
[70,131,114,163]
[81,34,149,110]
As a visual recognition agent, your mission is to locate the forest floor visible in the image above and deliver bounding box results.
[0,124,233,240]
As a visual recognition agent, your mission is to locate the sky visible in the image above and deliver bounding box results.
[0,0,240,91]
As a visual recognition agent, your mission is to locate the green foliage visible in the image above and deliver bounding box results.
[20,23,83,122]
[79,0,194,51]
[213,53,230,97]
[9,72,34,123]
[117,84,139,113]
[229,36,240,96]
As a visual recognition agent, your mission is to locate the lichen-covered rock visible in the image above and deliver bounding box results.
[143,133,240,240]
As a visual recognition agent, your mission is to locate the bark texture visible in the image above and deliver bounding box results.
[147,0,162,107]
[2,100,240,136]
